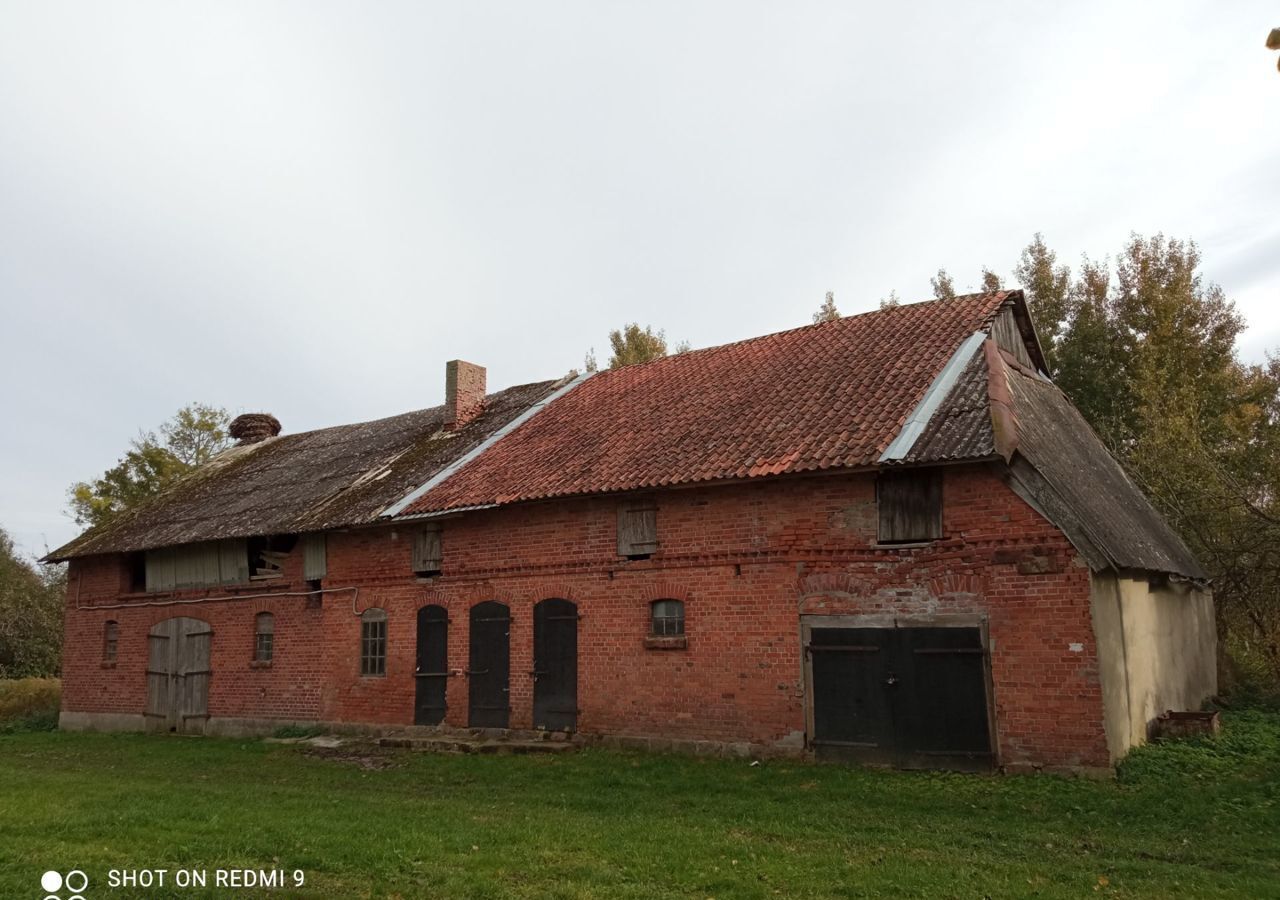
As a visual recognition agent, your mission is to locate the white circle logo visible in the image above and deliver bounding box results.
[66,869,89,892]
[41,871,63,892]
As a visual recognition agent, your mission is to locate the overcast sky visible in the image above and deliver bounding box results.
[2,2,1277,558]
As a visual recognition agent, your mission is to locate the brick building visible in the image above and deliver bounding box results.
[49,291,1216,772]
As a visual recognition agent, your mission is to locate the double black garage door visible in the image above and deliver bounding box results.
[807,624,993,770]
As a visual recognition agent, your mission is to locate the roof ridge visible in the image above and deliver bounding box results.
[234,377,564,445]
[593,290,1015,377]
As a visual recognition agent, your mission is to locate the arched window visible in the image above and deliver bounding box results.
[650,599,685,636]
[361,608,387,676]
[254,612,274,663]
[103,621,119,663]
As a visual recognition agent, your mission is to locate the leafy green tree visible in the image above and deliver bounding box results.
[1012,232,1279,687]
[605,324,687,369]
[813,291,840,324]
[1012,233,1071,368]
[980,268,1002,292]
[930,269,956,300]
[69,403,232,528]
[0,529,64,678]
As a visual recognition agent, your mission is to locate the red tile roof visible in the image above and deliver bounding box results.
[399,291,1011,515]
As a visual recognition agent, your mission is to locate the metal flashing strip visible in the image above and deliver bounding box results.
[878,330,987,462]
[380,371,593,518]
[389,504,499,522]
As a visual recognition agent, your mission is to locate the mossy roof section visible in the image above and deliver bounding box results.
[47,378,565,560]
[1003,360,1207,579]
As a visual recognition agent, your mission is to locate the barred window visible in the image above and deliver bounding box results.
[650,599,685,636]
[361,608,387,676]
[254,612,274,663]
[103,620,119,663]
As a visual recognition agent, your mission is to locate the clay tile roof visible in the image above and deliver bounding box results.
[399,291,1012,515]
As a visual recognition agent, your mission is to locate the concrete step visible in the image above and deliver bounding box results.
[378,734,577,755]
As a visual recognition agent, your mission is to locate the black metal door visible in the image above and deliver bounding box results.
[810,628,896,764]
[808,625,991,770]
[414,605,448,726]
[533,598,578,731]
[468,601,510,728]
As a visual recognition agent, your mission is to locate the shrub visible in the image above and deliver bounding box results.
[0,677,61,734]
[1117,708,1280,785]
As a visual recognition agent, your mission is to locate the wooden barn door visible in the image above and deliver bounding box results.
[808,628,897,765]
[467,601,510,728]
[806,623,992,770]
[894,627,992,770]
[414,605,449,726]
[145,617,212,734]
[532,598,578,731]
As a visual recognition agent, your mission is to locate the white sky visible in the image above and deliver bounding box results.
[2,2,1278,558]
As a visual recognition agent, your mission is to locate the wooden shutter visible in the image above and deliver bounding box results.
[617,502,659,556]
[413,525,443,574]
[145,545,177,594]
[146,540,247,592]
[303,533,327,580]
[877,470,942,543]
[218,539,250,584]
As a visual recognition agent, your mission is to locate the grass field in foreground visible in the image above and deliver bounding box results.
[0,710,1277,899]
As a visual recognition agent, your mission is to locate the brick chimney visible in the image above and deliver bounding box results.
[444,360,486,430]
[229,413,282,445]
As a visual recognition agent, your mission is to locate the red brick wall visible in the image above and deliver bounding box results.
[62,464,1110,768]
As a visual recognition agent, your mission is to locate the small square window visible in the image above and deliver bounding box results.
[650,599,685,636]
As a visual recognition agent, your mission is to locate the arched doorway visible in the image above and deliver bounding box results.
[468,601,510,728]
[144,617,212,734]
[533,598,578,731]
[414,605,449,725]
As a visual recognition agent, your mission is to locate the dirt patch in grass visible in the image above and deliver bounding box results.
[298,739,404,770]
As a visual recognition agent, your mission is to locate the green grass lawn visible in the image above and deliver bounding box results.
[0,712,1277,899]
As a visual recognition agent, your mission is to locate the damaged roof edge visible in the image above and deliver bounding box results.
[380,371,594,518]
[879,330,987,462]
